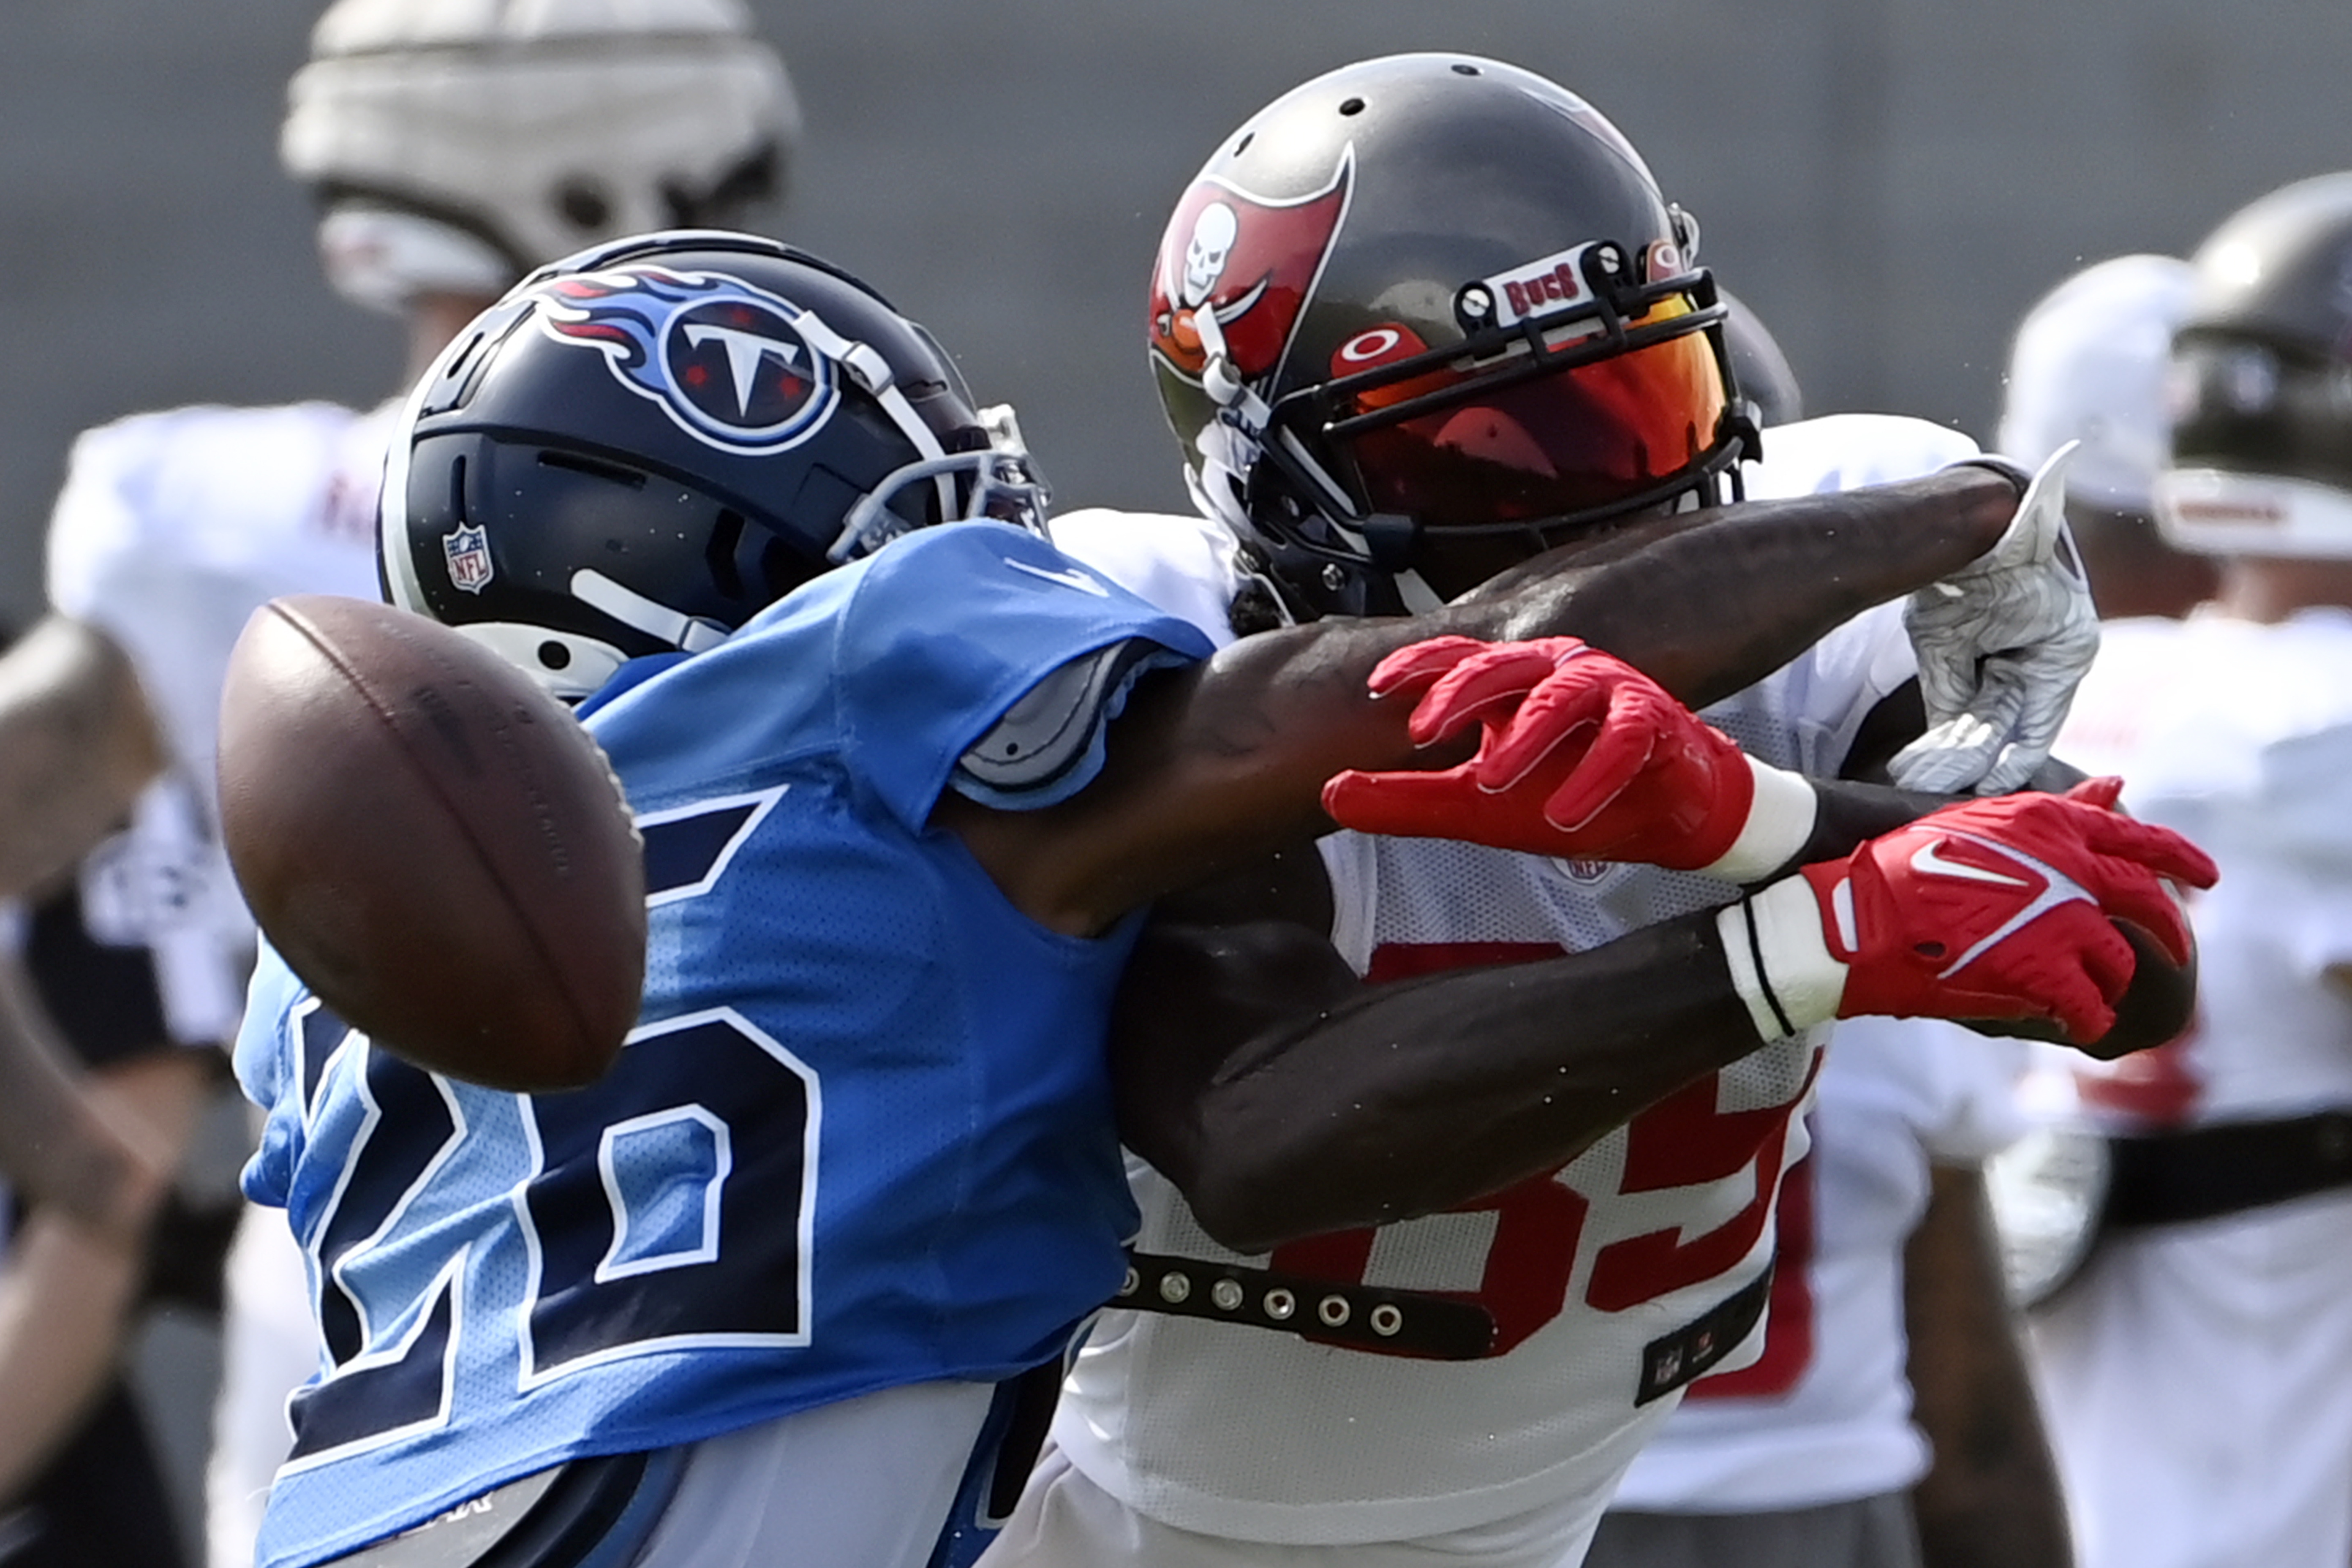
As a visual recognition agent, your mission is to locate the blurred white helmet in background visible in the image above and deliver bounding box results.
[282,0,799,313]
[1997,253,2195,513]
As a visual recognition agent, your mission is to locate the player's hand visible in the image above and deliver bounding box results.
[1891,442,2099,795]
[1716,777,2219,1045]
[1325,636,1818,879]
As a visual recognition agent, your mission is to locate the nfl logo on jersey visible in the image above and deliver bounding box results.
[443,524,494,593]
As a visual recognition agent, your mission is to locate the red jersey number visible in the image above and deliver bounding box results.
[1269,940,1809,1357]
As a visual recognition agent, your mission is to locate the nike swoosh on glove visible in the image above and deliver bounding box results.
[1891,441,2099,796]
[1717,777,2219,1045]
[1323,635,1819,880]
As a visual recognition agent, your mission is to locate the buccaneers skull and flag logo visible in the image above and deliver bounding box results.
[1149,150,1353,390]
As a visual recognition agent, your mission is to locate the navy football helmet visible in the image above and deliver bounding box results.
[1149,54,1753,619]
[382,230,1047,698]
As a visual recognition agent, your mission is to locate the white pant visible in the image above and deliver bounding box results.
[208,1204,315,1568]
[976,1444,1606,1568]
[631,1381,995,1568]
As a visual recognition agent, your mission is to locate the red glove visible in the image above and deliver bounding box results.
[1323,635,1818,879]
[1718,777,2220,1044]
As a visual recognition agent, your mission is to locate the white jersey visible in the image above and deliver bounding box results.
[2028,607,2352,1568]
[42,397,389,1568]
[1040,414,1970,1554]
[46,399,392,808]
[39,400,392,1022]
[2054,609,2352,1128]
[1608,1017,2028,1512]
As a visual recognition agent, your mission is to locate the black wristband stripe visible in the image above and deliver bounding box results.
[1741,894,1797,1040]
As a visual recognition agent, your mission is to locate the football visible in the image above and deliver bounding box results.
[218,595,646,1091]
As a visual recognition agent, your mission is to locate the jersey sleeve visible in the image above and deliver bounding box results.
[1741,412,1981,499]
[1827,1015,2031,1165]
[1046,508,1244,650]
[232,944,313,1212]
[831,523,1215,830]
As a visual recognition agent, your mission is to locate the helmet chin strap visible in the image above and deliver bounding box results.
[1392,569,1447,614]
[570,569,732,653]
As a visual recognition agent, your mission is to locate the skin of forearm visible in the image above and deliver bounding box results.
[1459,467,2019,709]
[989,470,2022,935]
[0,615,165,901]
[1905,1164,2075,1568]
[1123,914,1762,1253]
[0,1048,207,1504]
[0,1209,147,1503]
[0,958,172,1239]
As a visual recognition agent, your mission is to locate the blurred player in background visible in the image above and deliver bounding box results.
[1996,256,2216,620]
[0,4,797,1563]
[985,54,2191,1568]
[1582,310,2070,1568]
[0,694,244,1567]
[2028,172,2352,1568]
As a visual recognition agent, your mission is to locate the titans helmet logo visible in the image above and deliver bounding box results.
[1149,148,1353,388]
[533,267,838,454]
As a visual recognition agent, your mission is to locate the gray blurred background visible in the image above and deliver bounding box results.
[8,2,2352,631]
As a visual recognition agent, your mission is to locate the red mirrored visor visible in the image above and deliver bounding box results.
[1324,297,1729,529]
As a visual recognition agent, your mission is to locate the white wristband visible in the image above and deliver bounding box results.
[1715,874,1849,1042]
[1695,757,1819,884]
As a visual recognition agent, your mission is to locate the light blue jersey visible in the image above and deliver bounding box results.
[234,523,1212,1568]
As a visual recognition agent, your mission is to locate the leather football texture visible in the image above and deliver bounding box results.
[218,594,645,1090]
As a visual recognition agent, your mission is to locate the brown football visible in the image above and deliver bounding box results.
[218,595,646,1091]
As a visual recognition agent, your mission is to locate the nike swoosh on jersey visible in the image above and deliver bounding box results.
[1004,558,1110,596]
[1910,837,2031,887]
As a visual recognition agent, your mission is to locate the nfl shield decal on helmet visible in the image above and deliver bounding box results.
[443,524,494,593]
[1149,149,1353,387]
[533,266,839,454]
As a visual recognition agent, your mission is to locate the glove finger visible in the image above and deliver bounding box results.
[2032,907,2145,1043]
[1980,735,2061,796]
[1409,646,1573,746]
[1907,650,1978,728]
[1321,764,1484,838]
[1366,636,1492,701]
[2063,776,2126,811]
[2104,874,2200,966]
[1475,671,1617,791]
[1534,694,1662,833]
[2076,811,2221,893]
[2079,917,2139,1006]
[2010,441,2082,569]
[1979,678,2089,795]
[2052,950,2127,1044]
[1889,713,2004,793]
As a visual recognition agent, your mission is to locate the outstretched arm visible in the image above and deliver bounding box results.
[951,466,2023,935]
[1113,737,2206,1252]
[1905,1163,2075,1568]
[1112,856,1768,1253]
[1116,816,2200,1253]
